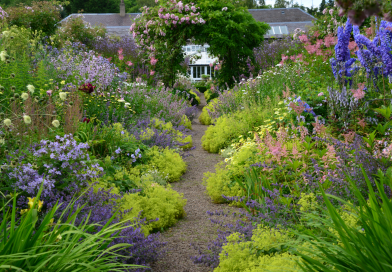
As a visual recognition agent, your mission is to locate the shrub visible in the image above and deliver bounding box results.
[121,182,187,233]
[201,106,267,153]
[5,1,62,36]
[143,146,187,182]
[215,226,301,272]
[203,144,258,203]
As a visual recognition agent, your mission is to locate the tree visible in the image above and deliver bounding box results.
[193,0,270,86]
[319,0,326,12]
[274,0,288,8]
[292,2,306,11]
[326,0,334,7]
[65,0,118,13]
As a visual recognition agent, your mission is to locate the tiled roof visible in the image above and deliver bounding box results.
[61,8,315,27]
[248,8,315,23]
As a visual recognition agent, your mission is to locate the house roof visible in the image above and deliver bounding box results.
[248,8,315,23]
[61,8,315,27]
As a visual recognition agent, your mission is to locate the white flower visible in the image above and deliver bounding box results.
[0,51,7,62]
[117,99,125,102]
[27,84,35,94]
[59,92,67,100]
[124,102,131,108]
[52,120,60,128]
[23,115,31,124]
[222,7,228,11]
[3,119,12,127]
[21,93,29,101]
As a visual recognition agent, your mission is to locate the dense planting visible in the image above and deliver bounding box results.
[2,0,392,271]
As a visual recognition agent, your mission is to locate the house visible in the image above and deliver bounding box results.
[60,2,315,80]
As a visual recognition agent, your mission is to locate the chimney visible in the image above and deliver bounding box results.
[120,0,125,17]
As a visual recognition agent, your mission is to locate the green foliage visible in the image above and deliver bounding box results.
[199,98,217,125]
[203,144,258,203]
[204,89,219,104]
[65,0,118,14]
[5,1,64,36]
[194,0,270,87]
[143,146,187,182]
[296,167,392,272]
[0,187,143,271]
[55,14,107,48]
[201,106,267,153]
[215,226,301,272]
[121,183,187,233]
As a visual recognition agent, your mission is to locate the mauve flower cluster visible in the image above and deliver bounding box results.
[117,83,198,125]
[303,135,392,202]
[60,186,165,270]
[127,117,191,149]
[253,36,303,73]
[4,134,103,206]
[0,5,8,19]
[48,42,127,92]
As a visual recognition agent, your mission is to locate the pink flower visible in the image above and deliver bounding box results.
[351,83,366,100]
[47,90,52,96]
[150,57,158,65]
[214,66,219,70]
[322,8,327,14]
[209,63,213,67]
[150,71,155,76]
[118,48,123,55]
[329,9,334,16]
[348,41,358,51]
[126,61,133,66]
[119,54,124,61]
[298,34,309,43]
[173,20,177,25]
[318,92,324,96]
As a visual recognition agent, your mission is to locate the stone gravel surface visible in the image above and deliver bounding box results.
[150,93,238,272]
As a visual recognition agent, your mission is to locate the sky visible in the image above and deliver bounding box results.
[265,0,323,8]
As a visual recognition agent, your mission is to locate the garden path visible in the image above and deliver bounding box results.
[150,93,237,272]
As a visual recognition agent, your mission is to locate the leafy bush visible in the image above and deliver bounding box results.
[5,1,63,36]
[121,182,187,233]
[201,106,268,153]
[215,226,301,272]
[143,146,187,182]
[203,144,258,203]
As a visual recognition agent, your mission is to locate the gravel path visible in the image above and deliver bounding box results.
[150,93,237,272]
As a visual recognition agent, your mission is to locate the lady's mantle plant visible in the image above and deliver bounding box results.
[130,0,205,86]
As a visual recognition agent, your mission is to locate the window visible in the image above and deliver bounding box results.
[280,26,288,34]
[197,66,201,78]
[207,65,210,75]
[187,46,190,52]
[192,46,195,52]
[273,26,281,34]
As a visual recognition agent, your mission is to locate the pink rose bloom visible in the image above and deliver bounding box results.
[185,16,189,21]
[150,71,155,76]
[322,8,327,14]
[127,61,133,66]
[119,54,124,61]
[329,9,334,16]
[209,63,213,67]
[47,90,52,96]
[318,92,324,96]
[214,66,219,70]
[118,48,123,55]
[173,20,177,25]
